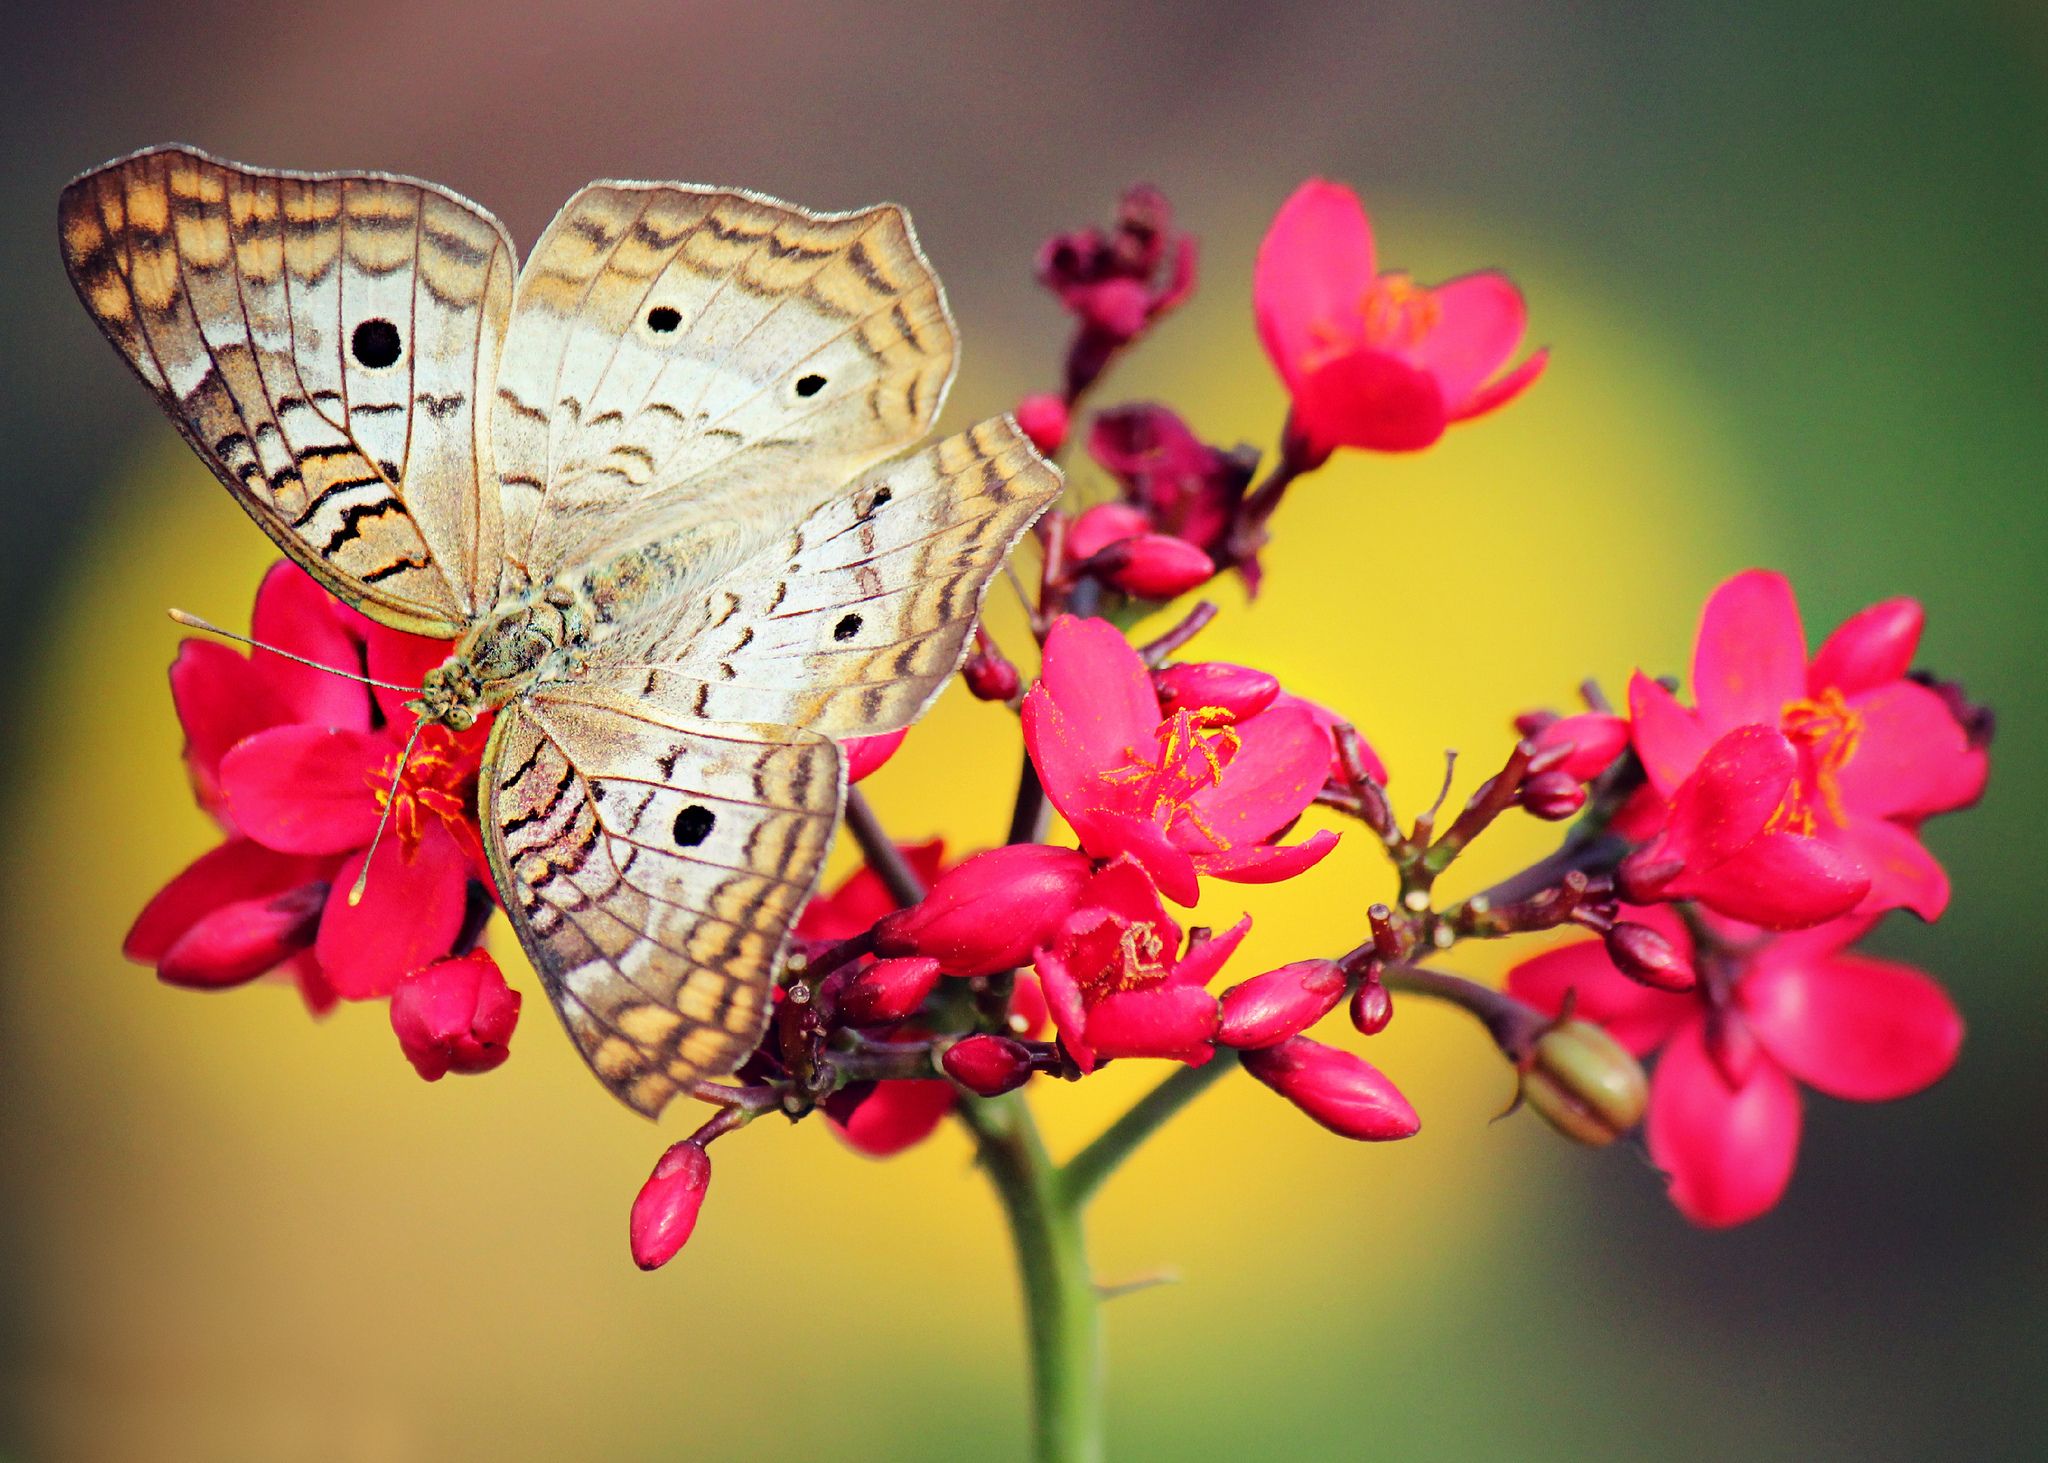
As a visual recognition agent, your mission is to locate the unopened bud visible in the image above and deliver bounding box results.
[1349,977,1393,1035]
[1615,849,1685,905]
[1217,959,1346,1049]
[1520,770,1587,821]
[1604,922,1696,992]
[1154,661,1282,721]
[1530,712,1630,782]
[943,1033,1035,1096]
[1066,501,1152,561]
[629,1141,711,1270]
[963,648,1022,702]
[389,950,521,1080]
[843,728,908,784]
[873,844,1093,977]
[1091,533,1216,600]
[1014,393,1070,456]
[838,956,945,1025]
[1241,1036,1420,1141]
[1520,1020,1647,1147]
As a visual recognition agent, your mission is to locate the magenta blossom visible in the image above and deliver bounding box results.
[1507,905,1963,1226]
[1033,857,1250,1074]
[1255,179,1546,462]
[1630,571,1988,925]
[1022,616,1339,905]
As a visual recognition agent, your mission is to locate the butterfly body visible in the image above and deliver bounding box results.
[65,144,1061,1117]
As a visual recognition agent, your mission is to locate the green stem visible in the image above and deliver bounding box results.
[958,1093,1103,1463]
[1060,1051,1239,1209]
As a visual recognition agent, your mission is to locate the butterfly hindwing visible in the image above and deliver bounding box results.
[483,692,842,1117]
[493,182,957,589]
[59,145,514,633]
[585,415,1060,739]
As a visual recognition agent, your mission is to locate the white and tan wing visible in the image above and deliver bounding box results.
[492,182,957,589]
[59,144,514,633]
[584,416,1060,738]
[483,692,840,1116]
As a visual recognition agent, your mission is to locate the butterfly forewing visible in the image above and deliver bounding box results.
[483,694,841,1116]
[493,183,957,590]
[59,145,514,633]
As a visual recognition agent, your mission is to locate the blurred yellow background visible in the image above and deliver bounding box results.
[2,4,2042,1461]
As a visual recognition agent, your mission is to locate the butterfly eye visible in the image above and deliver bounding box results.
[646,306,681,333]
[833,613,862,641]
[795,373,827,398]
[672,805,716,847]
[351,319,402,368]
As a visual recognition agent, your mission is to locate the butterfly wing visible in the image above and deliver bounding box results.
[483,691,840,1116]
[492,182,957,590]
[583,416,1061,738]
[60,144,514,634]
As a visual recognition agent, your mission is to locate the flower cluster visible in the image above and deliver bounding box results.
[127,176,1991,1279]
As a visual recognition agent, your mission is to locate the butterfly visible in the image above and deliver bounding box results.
[61,144,1060,1118]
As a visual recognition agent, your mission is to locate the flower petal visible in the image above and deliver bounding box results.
[170,640,292,809]
[314,819,469,999]
[1033,944,1096,1073]
[158,884,327,989]
[1185,701,1330,847]
[1291,350,1448,454]
[823,1080,955,1158]
[1741,952,1962,1101]
[1173,913,1253,989]
[219,724,387,854]
[251,561,375,730]
[1254,179,1376,390]
[1676,830,1868,930]
[1409,271,1527,406]
[1627,671,1710,799]
[1837,681,1989,820]
[1692,570,1808,734]
[1447,347,1549,423]
[1667,725,1798,866]
[1082,809,1202,907]
[844,728,908,784]
[1830,818,1950,922]
[1647,1021,1802,1227]
[125,836,326,964]
[1809,597,1923,696]
[1196,829,1339,888]
[1086,985,1220,1061]
[1505,934,1692,1056]
[1037,616,1163,769]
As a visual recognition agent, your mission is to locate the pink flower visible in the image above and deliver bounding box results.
[1033,857,1249,1073]
[389,951,521,1080]
[1507,905,1964,1226]
[1066,503,1217,599]
[794,839,949,945]
[823,1079,958,1158]
[1216,959,1348,1049]
[843,729,908,784]
[1022,616,1339,905]
[1014,393,1071,456]
[126,562,490,1009]
[630,1140,712,1270]
[1241,1036,1420,1140]
[1255,180,1546,461]
[1630,571,1990,925]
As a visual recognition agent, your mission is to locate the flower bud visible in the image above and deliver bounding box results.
[1241,1036,1419,1141]
[1091,534,1216,600]
[1014,393,1070,457]
[942,1033,1036,1096]
[1349,977,1393,1035]
[1519,1019,1647,1147]
[1066,501,1152,561]
[1531,712,1630,782]
[1154,661,1282,721]
[1604,921,1697,992]
[389,950,521,1081]
[1520,770,1587,821]
[1615,849,1685,905]
[824,1080,955,1157]
[838,956,945,1025]
[1217,959,1346,1049]
[872,844,1094,977]
[843,728,908,784]
[629,1140,711,1270]
[963,648,1022,702]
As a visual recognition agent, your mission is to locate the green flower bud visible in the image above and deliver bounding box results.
[1520,1019,1647,1147]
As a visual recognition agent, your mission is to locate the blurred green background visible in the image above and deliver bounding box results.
[2,3,2043,1459]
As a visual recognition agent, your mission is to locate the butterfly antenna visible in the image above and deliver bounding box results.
[348,718,428,907]
[167,608,419,693]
